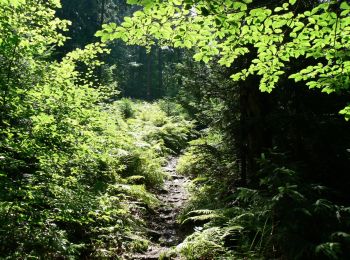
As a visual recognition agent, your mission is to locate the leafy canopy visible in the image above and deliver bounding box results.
[97,0,350,118]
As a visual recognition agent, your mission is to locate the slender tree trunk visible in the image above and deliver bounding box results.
[97,0,106,82]
[242,75,269,185]
[239,82,248,185]
[158,48,163,96]
[236,47,269,185]
[146,48,152,99]
[138,46,145,98]
[100,0,105,27]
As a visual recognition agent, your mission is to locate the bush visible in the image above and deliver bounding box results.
[175,141,350,259]
[0,1,194,258]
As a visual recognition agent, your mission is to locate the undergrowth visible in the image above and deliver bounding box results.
[172,129,350,260]
[0,1,194,257]
[0,94,193,258]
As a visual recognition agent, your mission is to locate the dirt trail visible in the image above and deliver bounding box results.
[132,157,189,260]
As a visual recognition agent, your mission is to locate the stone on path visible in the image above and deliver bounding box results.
[130,157,188,260]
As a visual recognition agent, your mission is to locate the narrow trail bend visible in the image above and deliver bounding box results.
[132,157,189,260]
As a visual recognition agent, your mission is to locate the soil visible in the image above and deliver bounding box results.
[131,157,189,260]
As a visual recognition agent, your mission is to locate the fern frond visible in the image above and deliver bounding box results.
[315,242,341,260]
[111,184,159,207]
[232,212,255,222]
[126,175,146,182]
[183,214,222,224]
[182,209,223,223]
[222,225,244,237]
[176,227,227,259]
[187,209,215,216]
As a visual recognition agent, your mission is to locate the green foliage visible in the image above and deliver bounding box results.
[97,0,350,118]
[177,129,225,177]
[176,227,230,259]
[118,98,136,119]
[176,142,350,259]
[121,100,195,154]
[2,0,349,259]
[0,1,194,258]
[97,2,350,258]
[157,98,190,118]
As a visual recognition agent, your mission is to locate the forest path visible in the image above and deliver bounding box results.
[131,157,189,260]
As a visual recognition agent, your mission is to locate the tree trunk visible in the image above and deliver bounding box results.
[146,48,153,99]
[239,82,248,185]
[239,75,268,185]
[158,47,163,96]
[97,0,106,82]
[100,0,105,27]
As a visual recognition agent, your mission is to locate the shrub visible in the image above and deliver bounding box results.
[0,1,194,258]
[175,142,350,260]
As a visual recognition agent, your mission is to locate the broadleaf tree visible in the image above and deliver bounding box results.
[97,0,350,119]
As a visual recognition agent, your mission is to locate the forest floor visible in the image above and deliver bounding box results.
[131,157,189,260]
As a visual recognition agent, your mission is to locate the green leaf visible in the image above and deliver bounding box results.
[203,56,210,63]
[5,0,26,7]
[173,0,182,5]
[193,52,204,61]
[274,7,283,12]
[340,1,350,10]
[233,2,247,11]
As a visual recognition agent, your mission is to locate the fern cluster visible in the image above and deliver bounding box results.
[0,1,194,257]
[174,131,350,259]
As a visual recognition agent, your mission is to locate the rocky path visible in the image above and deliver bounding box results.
[132,157,189,260]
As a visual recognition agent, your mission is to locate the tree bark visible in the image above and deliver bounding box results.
[146,48,153,99]
[158,48,163,97]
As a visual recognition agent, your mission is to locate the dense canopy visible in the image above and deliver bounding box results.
[0,0,349,259]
